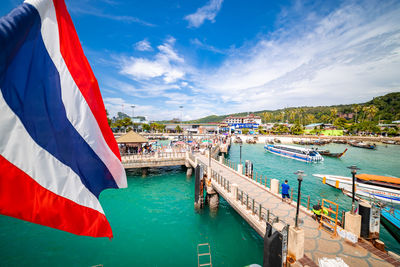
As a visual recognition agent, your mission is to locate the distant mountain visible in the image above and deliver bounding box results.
[186,92,400,124]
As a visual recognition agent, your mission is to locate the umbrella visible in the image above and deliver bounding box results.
[175,141,185,145]
[202,140,212,143]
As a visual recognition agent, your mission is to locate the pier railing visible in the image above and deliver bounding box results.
[121,152,186,163]
[210,169,288,226]
[219,157,347,223]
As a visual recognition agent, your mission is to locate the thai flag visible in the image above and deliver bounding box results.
[0,0,127,238]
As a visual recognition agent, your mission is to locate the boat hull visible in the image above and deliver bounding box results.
[313,174,400,208]
[265,145,323,163]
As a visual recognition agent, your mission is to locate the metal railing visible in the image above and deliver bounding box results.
[121,152,186,163]
[214,156,347,223]
[210,169,288,226]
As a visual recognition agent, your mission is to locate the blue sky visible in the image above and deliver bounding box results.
[1,0,400,121]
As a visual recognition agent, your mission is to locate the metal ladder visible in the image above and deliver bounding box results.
[197,243,212,267]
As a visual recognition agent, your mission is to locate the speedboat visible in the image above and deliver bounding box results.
[265,144,324,163]
[313,173,400,208]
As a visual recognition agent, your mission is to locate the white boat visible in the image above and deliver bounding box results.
[313,173,400,208]
[264,144,324,163]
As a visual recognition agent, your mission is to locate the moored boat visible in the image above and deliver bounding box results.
[348,141,376,149]
[317,148,348,158]
[312,173,400,208]
[380,207,400,242]
[265,144,324,163]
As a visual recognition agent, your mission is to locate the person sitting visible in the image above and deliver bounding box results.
[281,180,290,203]
[312,204,328,222]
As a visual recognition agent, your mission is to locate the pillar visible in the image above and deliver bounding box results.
[237,164,243,175]
[231,183,238,200]
[219,155,223,163]
[288,226,304,261]
[186,167,193,177]
[345,211,362,238]
[270,179,279,194]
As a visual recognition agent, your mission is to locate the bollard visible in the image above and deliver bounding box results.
[270,179,279,194]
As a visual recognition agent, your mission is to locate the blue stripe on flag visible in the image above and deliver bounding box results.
[0,3,118,197]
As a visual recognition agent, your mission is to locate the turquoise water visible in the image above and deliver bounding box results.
[1,143,399,266]
[0,167,263,266]
[227,142,400,254]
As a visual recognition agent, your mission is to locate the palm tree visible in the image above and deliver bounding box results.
[352,104,361,123]
[367,105,378,121]
[330,108,338,123]
[261,112,272,123]
[175,125,183,133]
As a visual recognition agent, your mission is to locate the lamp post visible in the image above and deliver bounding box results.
[208,144,212,171]
[294,170,306,229]
[239,143,242,165]
[347,165,360,214]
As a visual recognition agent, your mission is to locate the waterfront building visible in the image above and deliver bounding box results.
[223,114,262,125]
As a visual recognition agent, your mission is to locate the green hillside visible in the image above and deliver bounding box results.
[186,92,400,124]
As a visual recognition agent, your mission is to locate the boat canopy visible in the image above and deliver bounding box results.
[356,174,400,185]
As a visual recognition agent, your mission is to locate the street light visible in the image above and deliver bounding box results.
[294,170,306,229]
[347,165,360,214]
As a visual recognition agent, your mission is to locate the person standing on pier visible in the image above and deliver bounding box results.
[281,180,291,203]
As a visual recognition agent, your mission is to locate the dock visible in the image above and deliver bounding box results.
[186,152,400,267]
[120,139,399,267]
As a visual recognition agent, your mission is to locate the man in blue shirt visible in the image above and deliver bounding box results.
[281,180,290,202]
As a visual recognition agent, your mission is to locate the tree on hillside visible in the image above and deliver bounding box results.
[330,108,338,123]
[320,114,330,123]
[352,104,361,123]
[290,123,304,135]
[262,112,272,123]
[333,117,347,129]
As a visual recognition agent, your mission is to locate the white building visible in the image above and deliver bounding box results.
[223,114,262,125]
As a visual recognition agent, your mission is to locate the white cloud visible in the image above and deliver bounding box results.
[192,0,400,112]
[120,38,185,84]
[184,0,224,28]
[107,0,400,121]
[134,39,153,51]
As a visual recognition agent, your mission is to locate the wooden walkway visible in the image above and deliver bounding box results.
[188,153,399,267]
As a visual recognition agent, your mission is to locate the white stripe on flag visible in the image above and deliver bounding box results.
[25,0,127,188]
[0,90,104,214]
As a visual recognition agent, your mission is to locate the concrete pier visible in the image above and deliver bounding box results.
[186,152,399,267]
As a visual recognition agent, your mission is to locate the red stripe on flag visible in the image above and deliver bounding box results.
[51,0,121,161]
[0,155,113,238]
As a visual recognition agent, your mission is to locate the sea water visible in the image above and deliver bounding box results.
[227,142,400,254]
[0,143,399,266]
[0,166,263,266]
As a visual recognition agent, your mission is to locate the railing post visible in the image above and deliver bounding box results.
[236,187,239,201]
[241,191,244,205]
[307,196,310,210]
[259,204,262,221]
[252,199,255,214]
[246,194,249,210]
[266,209,270,222]
[227,181,230,192]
